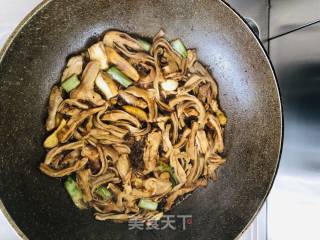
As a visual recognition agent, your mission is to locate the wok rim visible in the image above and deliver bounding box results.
[219,1,284,239]
[0,0,283,239]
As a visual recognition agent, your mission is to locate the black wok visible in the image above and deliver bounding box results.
[0,0,282,239]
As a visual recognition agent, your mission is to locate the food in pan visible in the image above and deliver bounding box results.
[40,29,227,222]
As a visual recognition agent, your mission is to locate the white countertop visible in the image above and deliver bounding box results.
[0,1,265,239]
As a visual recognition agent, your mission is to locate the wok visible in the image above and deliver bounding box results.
[0,0,282,239]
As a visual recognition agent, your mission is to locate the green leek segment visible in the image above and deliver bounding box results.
[64,177,84,209]
[138,199,158,211]
[171,39,188,58]
[107,67,133,88]
[137,39,151,52]
[62,74,80,92]
[96,186,112,200]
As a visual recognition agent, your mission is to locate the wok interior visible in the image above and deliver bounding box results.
[0,0,281,239]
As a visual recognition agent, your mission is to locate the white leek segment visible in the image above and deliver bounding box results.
[95,72,118,99]
[88,42,109,70]
[161,79,179,91]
